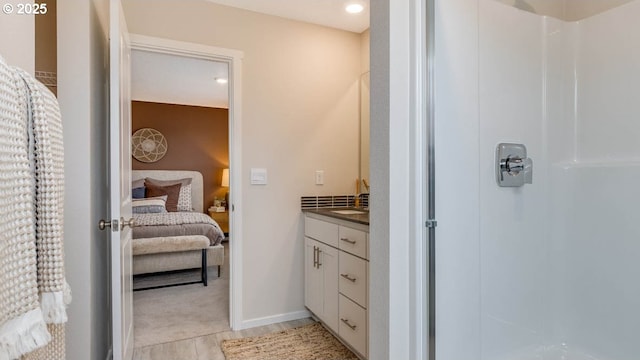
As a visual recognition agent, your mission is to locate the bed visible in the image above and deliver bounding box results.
[131,170,225,277]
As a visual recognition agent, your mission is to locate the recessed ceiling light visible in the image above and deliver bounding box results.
[215,77,228,84]
[345,3,364,14]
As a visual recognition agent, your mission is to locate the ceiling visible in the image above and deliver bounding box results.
[497,0,635,21]
[205,0,370,33]
[131,49,229,109]
[131,1,369,108]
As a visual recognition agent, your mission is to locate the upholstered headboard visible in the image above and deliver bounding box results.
[132,170,204,213]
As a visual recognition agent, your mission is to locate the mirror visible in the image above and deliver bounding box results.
[359,71,370,192]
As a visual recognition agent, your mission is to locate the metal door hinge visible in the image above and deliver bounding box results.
[425,219,438,228]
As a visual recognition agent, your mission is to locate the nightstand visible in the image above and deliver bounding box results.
[209,210,229,235]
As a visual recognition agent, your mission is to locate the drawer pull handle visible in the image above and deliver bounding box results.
[317,248,322,268]
[340,273,357,282]
[340,237,357,245]
[341,318,357,330]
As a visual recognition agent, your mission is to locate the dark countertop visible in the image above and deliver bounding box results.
[303,207,369,225]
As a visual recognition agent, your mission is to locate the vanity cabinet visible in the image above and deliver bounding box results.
[304,213,369,359]
[304,237,338,331]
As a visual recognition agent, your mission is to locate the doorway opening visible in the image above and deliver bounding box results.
[127,35,244,347]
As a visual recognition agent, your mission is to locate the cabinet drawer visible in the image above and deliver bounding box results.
[338,226,367,259]
[339,294,367,358]
[305,217,339,247]
[339,251,367,308]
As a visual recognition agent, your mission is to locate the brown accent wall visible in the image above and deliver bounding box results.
[132,101,229,211]
[35,0,57,95]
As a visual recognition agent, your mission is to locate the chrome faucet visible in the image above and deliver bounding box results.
[362,179,370,193]
[355,179,370,210]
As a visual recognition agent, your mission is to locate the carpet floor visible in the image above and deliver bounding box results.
[133,243,230,348]
[221,322,358,360]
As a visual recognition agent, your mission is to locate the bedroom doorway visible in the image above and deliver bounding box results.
[127,35,244,344]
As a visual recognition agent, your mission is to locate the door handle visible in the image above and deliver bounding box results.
[317,248,322,268]
[313,246,318,268]
[98,219,119,232]
[120,217,135,230]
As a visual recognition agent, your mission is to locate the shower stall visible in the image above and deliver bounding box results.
[432,0,640,359]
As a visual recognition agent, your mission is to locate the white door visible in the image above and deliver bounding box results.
[109,0,134,359]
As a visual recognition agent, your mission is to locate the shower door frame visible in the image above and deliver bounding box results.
[425,0,436,358]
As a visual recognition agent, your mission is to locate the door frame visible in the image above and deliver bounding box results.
[128,34,244,329]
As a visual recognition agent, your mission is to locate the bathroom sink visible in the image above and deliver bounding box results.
[331,209,367,215]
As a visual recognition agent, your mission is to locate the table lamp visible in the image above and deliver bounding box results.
[221,168,229,209]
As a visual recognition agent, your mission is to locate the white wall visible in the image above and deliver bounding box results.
[58,0,110,358]
[434,0,481,358]
[370,0,426,358]
[361,29,370,73]
[555,2,640,358]
[369,0,390,357]
[478,2,552,358]
[0,1,34,74]
[553,165,640,360]
[360,29,370,191]
[122,0,361,325]
[575,0,640,162]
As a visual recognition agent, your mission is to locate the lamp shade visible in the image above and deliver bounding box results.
[221,168,229,187]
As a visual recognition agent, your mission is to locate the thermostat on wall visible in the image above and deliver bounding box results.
[250,168,268,185]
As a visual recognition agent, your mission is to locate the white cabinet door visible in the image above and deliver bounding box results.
[305,237,323,317]
[305,237,339,332]
[319,242,339,332]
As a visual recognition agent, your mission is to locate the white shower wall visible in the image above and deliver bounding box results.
[551,1,640,358]
[435,0,640,359]
[478,2,551,358]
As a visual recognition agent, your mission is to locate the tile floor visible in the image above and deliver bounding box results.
[132,318,316,360]
[132,242,316,359]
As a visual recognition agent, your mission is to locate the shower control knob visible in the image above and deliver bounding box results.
[502,156,532,178]
[496,143,533,187]
[503,156,524,174]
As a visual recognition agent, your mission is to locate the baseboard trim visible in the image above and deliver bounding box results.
[239,309,311,330]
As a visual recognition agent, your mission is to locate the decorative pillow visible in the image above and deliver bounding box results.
[173,183,192,211]
[132,178,145,189]
[145,183,182,212]
[145,177,193,212]
[132,186,146,199]
[132,195,167,214]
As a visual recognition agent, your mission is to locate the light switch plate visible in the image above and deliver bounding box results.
[315,170,324,185]
[250,168,268,185]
